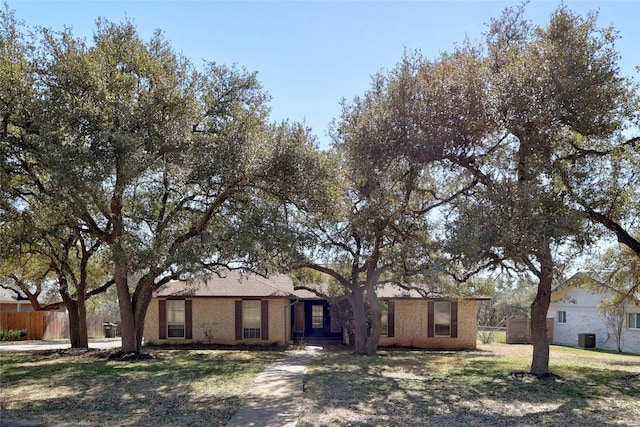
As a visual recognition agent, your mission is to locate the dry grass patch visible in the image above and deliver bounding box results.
[299,343,640,426]
[0,348,283,427]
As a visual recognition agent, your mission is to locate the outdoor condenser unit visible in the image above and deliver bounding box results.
[578,333,596,348]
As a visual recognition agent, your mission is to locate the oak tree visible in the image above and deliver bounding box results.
[449,4,638,375]
[1,13,322,352]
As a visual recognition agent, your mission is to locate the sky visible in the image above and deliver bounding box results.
[6,1,640,149]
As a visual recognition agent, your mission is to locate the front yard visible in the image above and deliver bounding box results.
[0,348,283,426]
[0,343,638,426]
[299,343,640,426]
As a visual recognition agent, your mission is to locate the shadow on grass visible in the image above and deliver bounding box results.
[0,349,284,427]
[300,349,640,426]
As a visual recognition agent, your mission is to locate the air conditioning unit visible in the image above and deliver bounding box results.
[578,333,595,348]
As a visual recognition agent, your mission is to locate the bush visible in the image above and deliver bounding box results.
[0,328,28,341]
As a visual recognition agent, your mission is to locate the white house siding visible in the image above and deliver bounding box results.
[626,310,640,354]
[550,285,640,355]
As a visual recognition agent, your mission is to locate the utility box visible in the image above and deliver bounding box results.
[578,333,596,348]
[103,323,117,338]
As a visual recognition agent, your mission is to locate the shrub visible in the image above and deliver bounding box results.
[0,328,28,341]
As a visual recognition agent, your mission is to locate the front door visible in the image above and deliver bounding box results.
[310,304,325,336]
[301,301,342,338]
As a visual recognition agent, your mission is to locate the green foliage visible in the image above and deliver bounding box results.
[446,3,638,271]
[591,244,640,303]
[2,2,638,359]
[470,4,637,375]
[290,49,491,353]
[1,7,329,351]
[0,328,27,341]
[477,275,536,327]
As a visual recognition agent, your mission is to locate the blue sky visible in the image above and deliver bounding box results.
[7,1,640,148]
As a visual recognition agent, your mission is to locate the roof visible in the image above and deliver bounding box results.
[154,271,490,301]
[552,272,611,294]
[154,271,325,299]
[0,286,25,303]
[552,272,639,305]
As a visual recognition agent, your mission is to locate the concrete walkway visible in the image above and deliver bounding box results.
[225,346,322,427]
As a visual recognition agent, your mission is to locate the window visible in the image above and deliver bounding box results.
[166,300,185,338]
[434,301,451,337]
[243,300,261,339]
[311,305,324,329]
[557,311,567,324]
[381,305,388,338]
[380,300,394,338]
[629,313,640,330]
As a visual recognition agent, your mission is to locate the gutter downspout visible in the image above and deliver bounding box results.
[284,297,299,345]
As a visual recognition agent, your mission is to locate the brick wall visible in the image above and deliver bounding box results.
[379,299,479,350]
[144,297,290,346]
[145,296,480,349]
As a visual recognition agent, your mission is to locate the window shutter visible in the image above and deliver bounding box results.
[388,300,395,338]
[261,300,269,340]
[185,300,193,339]
[235,300,243,340]
[159,300,167,339]
[427,301,434,338]
[450,301,458,338]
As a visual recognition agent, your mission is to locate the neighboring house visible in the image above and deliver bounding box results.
[143,271,489,350]
[550,273,640,354]
[0,287,35,313]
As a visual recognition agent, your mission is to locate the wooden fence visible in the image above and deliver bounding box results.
[0,312,118,340]
[506,317,554,344]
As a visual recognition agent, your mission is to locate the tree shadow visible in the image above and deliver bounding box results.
[0,349,283,426]
[300,349,640,426]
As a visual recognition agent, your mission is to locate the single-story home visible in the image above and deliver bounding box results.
[0,287,36,313]
[549,273,640,354]
[143,271,489,350]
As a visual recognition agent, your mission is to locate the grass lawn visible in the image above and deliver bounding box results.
[1,343,638,426]
[299,343,640,426]
[0,348,283,427]
[478,329,507,344]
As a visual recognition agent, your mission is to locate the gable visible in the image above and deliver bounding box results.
[551,286,616,308]
[550,273,639,310]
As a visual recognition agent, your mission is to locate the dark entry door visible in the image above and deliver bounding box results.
[302,301,342,337]
[307,302,327,337]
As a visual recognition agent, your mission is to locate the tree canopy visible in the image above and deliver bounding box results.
[1,4,637,369]
[445,4,638,375]
[1,10,326,352]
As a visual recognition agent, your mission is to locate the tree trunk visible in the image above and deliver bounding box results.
[65,300,81,348]
[529,244,553,376]
[132,276,155,350]
[366,286,382,355]
[350,287,369,355]
[59,278,89,349]
[114,243,137,352]
[76,282,89,348]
